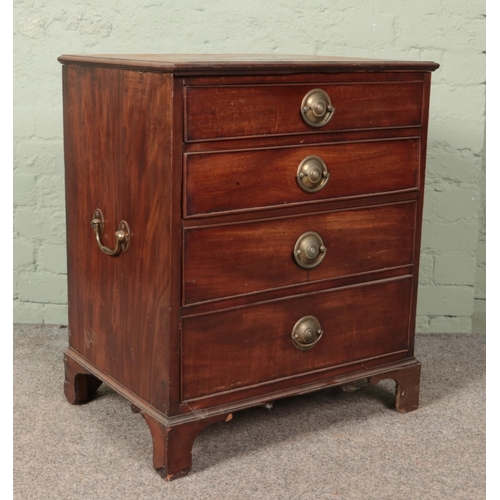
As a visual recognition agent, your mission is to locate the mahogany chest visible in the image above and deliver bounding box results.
[59,54,438,480]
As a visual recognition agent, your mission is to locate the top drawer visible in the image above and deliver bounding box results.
[184,81,424,142]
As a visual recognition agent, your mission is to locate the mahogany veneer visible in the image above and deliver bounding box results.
[59,54,438,480]
[183,202,416,304]
[184,138,420,217]
[184,81,424,141]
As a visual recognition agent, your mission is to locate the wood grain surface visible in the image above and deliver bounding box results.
[184,138,420,216]
[183,201,416,304]
[182,277,412,400]
[63,65,180,413]
[184,81,423,141]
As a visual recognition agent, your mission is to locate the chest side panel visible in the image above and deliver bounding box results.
[62,65,178,413]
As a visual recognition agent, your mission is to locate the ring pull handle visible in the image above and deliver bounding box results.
[293,231,327,269]
[297,155,330,193]
[292,316,324,351]
[90,208,130,256]
[300,88,335,128]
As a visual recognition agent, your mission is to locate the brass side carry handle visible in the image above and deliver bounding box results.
[90,208,130,256]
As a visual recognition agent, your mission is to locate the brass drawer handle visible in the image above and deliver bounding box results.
[297,155,330,193]
[301,88,334,128]
[90,208,130,256]
[293,231,327,269]
[292,315,324,351]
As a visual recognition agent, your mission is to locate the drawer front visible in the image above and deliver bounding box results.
[183,202,415,304]
[184,139,419,217]
[182,277,412,400]
[184,82,423,142]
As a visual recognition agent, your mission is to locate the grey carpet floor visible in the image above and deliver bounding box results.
[14,324,485,500]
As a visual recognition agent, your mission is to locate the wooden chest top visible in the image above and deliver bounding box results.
[58,53,439,74]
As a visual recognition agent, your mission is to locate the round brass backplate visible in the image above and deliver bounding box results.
[300,88,334,128]
[293,231,327,269]
[297,155,330,193]
[292,315,324,351]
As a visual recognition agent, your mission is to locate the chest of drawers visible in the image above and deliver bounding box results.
[59,54,438,481]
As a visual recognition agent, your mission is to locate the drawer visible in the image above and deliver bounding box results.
[182,277,412,401]
[183,202,415,304]
[184,82,423,142]
[184,138,420,217]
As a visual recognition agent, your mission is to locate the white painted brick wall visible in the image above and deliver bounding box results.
[13,0,486,331]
